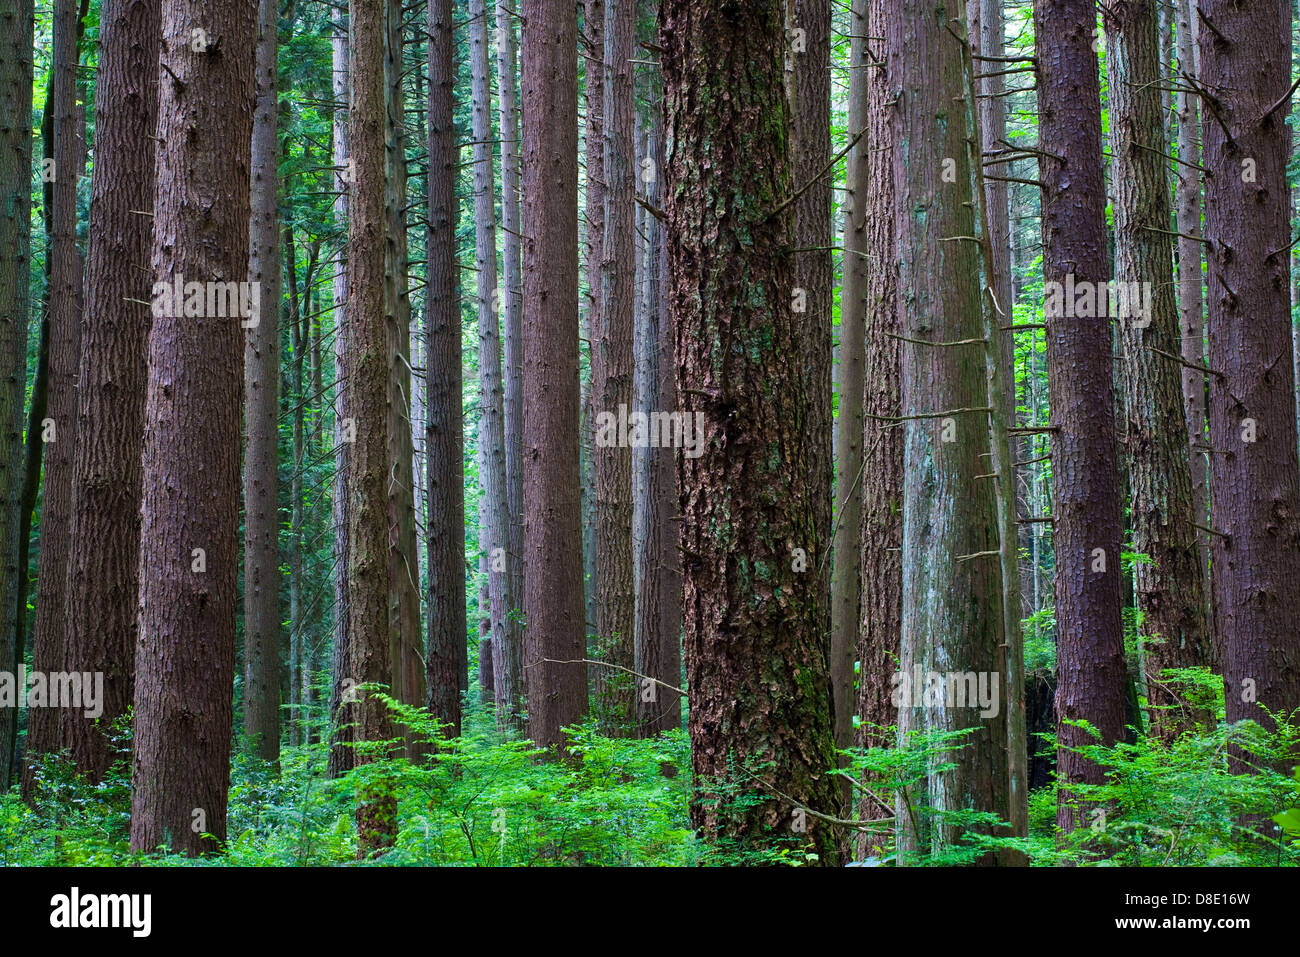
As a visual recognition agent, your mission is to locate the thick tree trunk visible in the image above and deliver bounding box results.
[426,0,465,738]
[521,0,588,750]
[856,0,901,762]
[26,0,84,789]
[791,0,835,766]
[662,0,842,865]
[1198,0,1300,751]
[469,0,514,730]
[243,0,283,765]
[592,0,636,731]
[496,0,526,729]
[346,0,398,855]
[831,0,868,771]
[0,0,34,789]
[1034,0,1128,833]
[1105,0,1211,741]
[890,0,1007,862]
[130,0,256,854]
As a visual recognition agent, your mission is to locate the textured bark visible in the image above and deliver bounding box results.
[130,0,256,854]
[632,118,681,737]
[328,3,354,776]
[521,0,588,750]
[1198,0,1300,749]
[385,0,426,729]
[243,0,283,764]
[832,0,868,767]
[891,0,1007,862]
[662,0,842,865]
[26,0,83,787]
[958,9,1028,850]
[346,0,398,855]
[791,0,835,764]
[469,0,513,730]
[1034,0,1128,833]
[0,0,33,789]
[592,0,636,731]
[1105,0,1211,741]
[425,0,465,738]
[581,0,605,641]
[496,0,526,728]
[287,225,307,751]
[856,0,901,760]
[1174,0,1211,611]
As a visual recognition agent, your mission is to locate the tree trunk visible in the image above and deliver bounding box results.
[581,0,605,644]
[385,0,426,733]
[592,0,636,731]
[662,0,842,865]
[243,0,283,765]
[130,0,256,854]
[1198,0,1300,752]
[890,0,1007,862]
[425,0,465,738]
[1104,0,1212,741]
[521,0,589,750]
[496,0,526,729]
[831,0,868,772]
[1034,0,1128,833]
[469,0,513,730]
[0,0,33,789]
[346,0,398,856]
[1174,0,1211,621]
[328,1,355,776]
[632,116,681,737]
[26,0,84,791]
[856,0,902,763]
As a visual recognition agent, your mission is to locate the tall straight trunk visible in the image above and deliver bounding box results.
[328,3,355,776]
[469,0,513,728]
[662,0,842,865]
[957,8,1028,851]
[891,0,1007,862]
[1174,0,1210,611]
[856,0,901,760]
[521,0,588,750]
[286,224,305,749]
[1199,0,1300,748]
[26,0,84,787]
[791,0,835,759]
[0,0,34,789]
[243,0,283,764]
[632,117,681,737]
[1034,0,1128,832]
[426,0,465,737]
[385,0,426,725]
[581,0,605,643]
[346,0,398,855]
[831,0,868,766]
[592,0,636,730]
[130,0,256,854]
[1105,0,1211,740]
[496,0,526,727]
